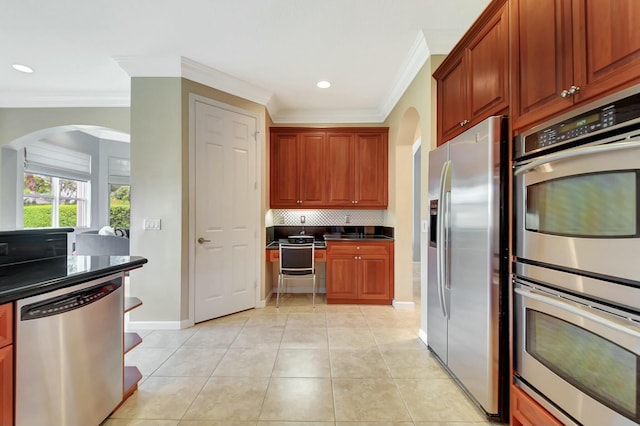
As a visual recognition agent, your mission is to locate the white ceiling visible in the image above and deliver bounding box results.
[1,0,490,123]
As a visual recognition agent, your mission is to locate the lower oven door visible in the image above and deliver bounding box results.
[514,280,640,426]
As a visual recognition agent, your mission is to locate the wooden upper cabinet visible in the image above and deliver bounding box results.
[511,0,640,131]
[354,132,388,207]
[573,0,640,101]
[270,130,326,208]
[326,132,355,206]
[326,130,388,208]
[269,127,388,209]
[435,0,508,144]
[298,132,327,206]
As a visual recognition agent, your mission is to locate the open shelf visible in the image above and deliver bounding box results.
[124,297,142,313]
[124,332,142,354]
[123,366,143,399]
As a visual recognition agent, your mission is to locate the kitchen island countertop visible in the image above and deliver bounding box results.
[0,255,147,304]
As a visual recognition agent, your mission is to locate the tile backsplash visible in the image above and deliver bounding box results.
[269,209,384,226]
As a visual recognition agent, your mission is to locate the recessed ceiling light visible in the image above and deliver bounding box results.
[12,64,33,73]
[317,80,331,89]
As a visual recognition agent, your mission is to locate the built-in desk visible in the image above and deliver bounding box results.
[266,248,326,262]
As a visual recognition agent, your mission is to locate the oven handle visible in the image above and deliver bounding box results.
[515,287,640,338]
[514,139,640,176]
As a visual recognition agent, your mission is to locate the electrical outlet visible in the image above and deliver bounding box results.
[345,215,351,224]
[300,215,306,224]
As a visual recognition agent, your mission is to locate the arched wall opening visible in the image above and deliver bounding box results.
[0,125,130,231]
[391,106,422,306]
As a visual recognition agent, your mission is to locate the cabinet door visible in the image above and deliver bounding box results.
[270,132,300,207]
[0,304,12,348]
[0,345,12,426]
[572,0,640,103]
[437,53,468,144]
[511,384,563,426]
[326,255,359,302]
[354,132,388,208]
[326,132,355,206]
[511,0,574,131]
[467,1,508,123]
[299,132,327,206]
[358,255,390,302]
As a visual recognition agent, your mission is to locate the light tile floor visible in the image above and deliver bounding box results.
[105,264,500,426]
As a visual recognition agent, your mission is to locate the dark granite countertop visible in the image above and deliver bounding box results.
[0,255,147,304]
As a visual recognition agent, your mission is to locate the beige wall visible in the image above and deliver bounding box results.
[383,55,445,304]
[129,77,271,324]
[129,77,183,323]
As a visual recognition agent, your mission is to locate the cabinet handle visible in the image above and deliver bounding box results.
[561,85,581,98]
[459,119,470,127]
[354,200,358,204]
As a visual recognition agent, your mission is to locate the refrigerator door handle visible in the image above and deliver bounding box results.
[437,160,452,318]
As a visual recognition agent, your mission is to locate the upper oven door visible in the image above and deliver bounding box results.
[514,139,640,282]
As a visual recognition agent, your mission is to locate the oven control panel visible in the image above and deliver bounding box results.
[515,91,640,160]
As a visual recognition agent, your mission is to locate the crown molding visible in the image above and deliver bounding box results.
[0,91,130,108]
[180,57,274,106]
[271,108,386,124]
[378,30,430,119]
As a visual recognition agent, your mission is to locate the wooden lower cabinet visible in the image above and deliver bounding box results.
[511,383,563,426]
[0,303,12,426]
[326,241,394,304]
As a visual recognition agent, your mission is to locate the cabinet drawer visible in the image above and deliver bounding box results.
[0,304,12,348]
[511,384,563,426]
[327,242,390,256]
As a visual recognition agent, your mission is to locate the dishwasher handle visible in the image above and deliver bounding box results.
[21,281,122,321]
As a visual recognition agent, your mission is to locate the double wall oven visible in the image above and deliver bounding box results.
[513,86,640,426]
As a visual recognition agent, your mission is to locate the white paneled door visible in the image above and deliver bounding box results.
[194,100,257,323]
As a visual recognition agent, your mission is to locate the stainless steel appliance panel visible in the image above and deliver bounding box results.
[16,274,124,426]
[427,116,507,418]
[427,142,449,364]
[515,135,640,282]
[515,280,640,426]
[448,116,502,413]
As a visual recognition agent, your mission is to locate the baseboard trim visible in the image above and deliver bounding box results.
[126,319,192,330]
[392,300,415,309]
[419,328,428,346]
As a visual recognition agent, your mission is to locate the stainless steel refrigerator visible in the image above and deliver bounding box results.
[427,115,509,421]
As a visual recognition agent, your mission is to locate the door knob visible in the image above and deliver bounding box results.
[197,237,211,244]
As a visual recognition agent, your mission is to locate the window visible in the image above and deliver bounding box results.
[108,157,130,229]
[109,183,130,228]
[22,141,92,229]
[23,173,90,228]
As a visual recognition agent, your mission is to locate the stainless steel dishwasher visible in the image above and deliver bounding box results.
[15,273,124,426]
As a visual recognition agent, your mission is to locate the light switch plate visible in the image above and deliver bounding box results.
[144,218,161,231]
[421,220,429,232]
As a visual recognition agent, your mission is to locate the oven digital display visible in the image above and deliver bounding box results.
[558,113,600,134]
[526,171,638,237]
[527,309,639,421]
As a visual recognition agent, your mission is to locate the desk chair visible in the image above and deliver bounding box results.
[276,243,316,308]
